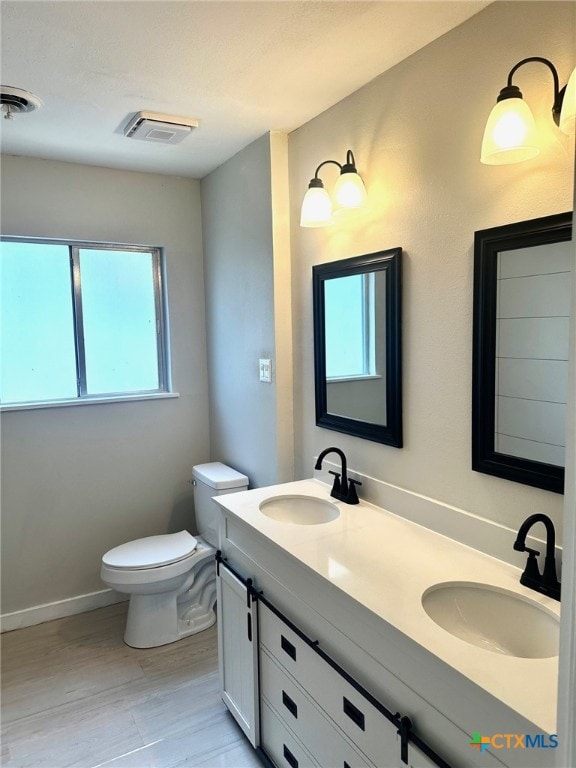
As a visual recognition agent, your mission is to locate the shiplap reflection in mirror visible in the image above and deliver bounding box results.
[472,211,572,493]
[325,270,387,423]
[495,241,571,467]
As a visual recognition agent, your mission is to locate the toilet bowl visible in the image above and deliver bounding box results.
[100,462,248,648]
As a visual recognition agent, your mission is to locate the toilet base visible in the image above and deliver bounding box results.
[178,602,217,637]
[123,547,217,648]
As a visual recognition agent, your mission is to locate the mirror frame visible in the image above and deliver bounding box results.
[313,248,402,447]
[472,211,573,494]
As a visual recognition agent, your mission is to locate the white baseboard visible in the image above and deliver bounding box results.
[0,589,128,633]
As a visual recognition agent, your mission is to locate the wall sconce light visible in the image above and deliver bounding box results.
[480,57,576,165]
[300,150,367,227]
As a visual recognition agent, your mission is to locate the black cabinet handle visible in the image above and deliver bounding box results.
[247,613,252,642]
[343,696,365,731]
[398,715,412,765]
[344,763,351,768]
[283,744,298,768]
[281,635,296,661]
[282,690,298,718]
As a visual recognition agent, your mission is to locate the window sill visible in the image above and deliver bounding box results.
[327,374,382,384]
[0,392,180,412]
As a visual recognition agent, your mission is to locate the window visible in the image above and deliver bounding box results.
[0,238,170,406]
[324,272,376,380]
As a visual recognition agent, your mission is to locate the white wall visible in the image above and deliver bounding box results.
[0,155,209,616]
[289,1,575,537]
[201,133,293,488]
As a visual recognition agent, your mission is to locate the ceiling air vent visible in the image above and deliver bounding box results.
[1,85,43,120]
[124,111,199,144]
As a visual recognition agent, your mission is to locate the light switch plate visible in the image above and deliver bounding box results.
[259,359,272,383]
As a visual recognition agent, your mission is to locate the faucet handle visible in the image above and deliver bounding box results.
[328,470,341,498]
[513,540,540,556]
[346,478,362,505]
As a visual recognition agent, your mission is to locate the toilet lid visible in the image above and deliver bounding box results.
[102,530,198,570]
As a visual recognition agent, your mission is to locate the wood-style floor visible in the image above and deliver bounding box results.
[1,603,262,768]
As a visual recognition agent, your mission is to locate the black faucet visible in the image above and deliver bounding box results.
[513,513,561,601]
[314,447,361,505]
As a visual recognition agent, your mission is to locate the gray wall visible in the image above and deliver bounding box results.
[289,1,575,537]
[201,133,293,488]
[0,156,209,614]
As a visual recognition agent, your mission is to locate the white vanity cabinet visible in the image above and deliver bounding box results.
[216,491,551,768]
[216,552,403,768]
[215,558,259,747]
[215,540,454,768]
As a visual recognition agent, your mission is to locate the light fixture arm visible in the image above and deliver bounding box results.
[312,150,359,181]
[503,57,566,125]
[340,149,359,174]
[312,158,343,180]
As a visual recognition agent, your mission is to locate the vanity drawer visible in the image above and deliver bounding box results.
[259,599,338,697]
[259,602,400,766]
[260,699,319,768]
[312,657,400,766]
[260,648,378,768]
[259,600,312,676]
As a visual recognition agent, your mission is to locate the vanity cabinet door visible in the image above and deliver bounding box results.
[216,564,259,747]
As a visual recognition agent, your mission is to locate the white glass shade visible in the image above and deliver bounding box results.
[560,67,576,135]
[480,97,539,164]
[300,185,333,227]
[333,172,367,209]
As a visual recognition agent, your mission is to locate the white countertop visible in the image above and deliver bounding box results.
[215,478,560,735]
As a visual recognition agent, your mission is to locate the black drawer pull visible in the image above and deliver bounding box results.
[343,697,365,731]
[282,690,298,718]
[283,744,298,768]
[281,634,296,661]
[247,613,252,642]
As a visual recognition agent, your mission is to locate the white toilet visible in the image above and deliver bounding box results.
[100,462,248,648]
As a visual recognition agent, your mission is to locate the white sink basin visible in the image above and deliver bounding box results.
[259,495,340,525]
[422,581,559,658]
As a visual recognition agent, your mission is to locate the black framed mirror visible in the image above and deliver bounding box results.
[313,248,402,447]
[472,211,573,494]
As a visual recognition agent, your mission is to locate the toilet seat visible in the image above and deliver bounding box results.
[102,530,198,570]
[101,536,215,589]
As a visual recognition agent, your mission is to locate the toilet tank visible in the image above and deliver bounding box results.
[192,462,249,547]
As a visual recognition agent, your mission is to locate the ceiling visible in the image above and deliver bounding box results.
[1,1,490,179]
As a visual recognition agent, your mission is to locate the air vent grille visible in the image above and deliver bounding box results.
[124,111,199,144]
